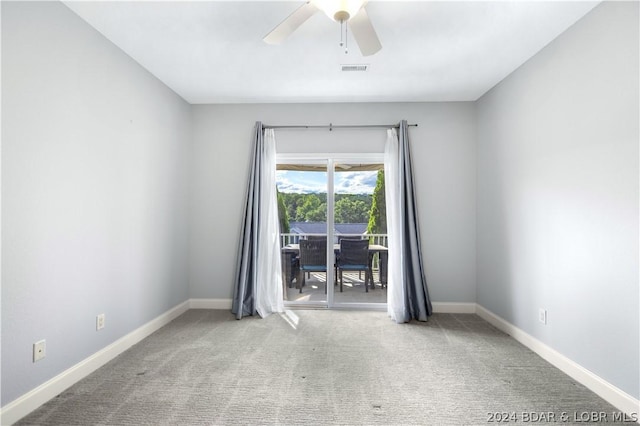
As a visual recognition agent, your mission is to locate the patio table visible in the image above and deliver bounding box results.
[281,243,388,289]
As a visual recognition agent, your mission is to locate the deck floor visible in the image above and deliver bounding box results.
[284,271,387,304]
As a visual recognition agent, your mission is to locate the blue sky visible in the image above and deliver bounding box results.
[276,170,378,194]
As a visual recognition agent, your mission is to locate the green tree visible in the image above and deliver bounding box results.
[277,190,290,233]
[335,197,369,223]
[279,192,373,224]
[296,194,326,222]
[283,193,302,222]
[367,170,386,233]
[305,204,327,222]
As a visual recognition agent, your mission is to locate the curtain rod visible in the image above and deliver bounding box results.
[262,123,418,131]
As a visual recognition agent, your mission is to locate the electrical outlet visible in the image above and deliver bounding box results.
[96,313,105,331]
[33,340,46,362]
[539,308,547,325]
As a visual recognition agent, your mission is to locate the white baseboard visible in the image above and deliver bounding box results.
[476,304,640,418]
[187,299,476,314]
[189,298,232,309]
[187,300,478,314]
[432,302,477,314]
[0,300,191,426]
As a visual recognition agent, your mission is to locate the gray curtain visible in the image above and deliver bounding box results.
[232,122,263,319]
[399,120,433,321]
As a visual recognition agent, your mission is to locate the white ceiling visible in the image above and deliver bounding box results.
[63,1,600,104]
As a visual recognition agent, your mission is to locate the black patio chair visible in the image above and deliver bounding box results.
[302,235,326,279]
[281,251,299,288]
[337,235,366,279]
[298,238,328,293]
[337,239,371,292]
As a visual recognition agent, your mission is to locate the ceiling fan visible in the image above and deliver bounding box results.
[263,0,382,56]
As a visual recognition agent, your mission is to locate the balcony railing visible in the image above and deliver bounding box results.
[280,233,388,247]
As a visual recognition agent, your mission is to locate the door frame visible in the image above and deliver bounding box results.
[277,153,386,310]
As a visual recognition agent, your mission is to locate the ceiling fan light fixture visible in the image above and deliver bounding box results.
[264,0,381,56]
[313,0,367,22]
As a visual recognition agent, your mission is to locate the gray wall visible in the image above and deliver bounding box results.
[190,103,477,303]
[476,1,639,399]
[1,1,192,405]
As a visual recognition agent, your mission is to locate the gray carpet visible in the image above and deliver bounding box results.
[17,310,623,425]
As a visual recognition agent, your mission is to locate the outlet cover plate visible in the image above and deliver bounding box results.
[96,313,105,331]
[539,308,547,325]
[33,340,46,362]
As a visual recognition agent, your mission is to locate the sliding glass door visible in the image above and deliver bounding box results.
[276,154,387,309]
[332,162,387,306]
[276,159,331,306]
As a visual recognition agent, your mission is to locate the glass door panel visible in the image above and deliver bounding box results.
[333,163,387,305]
[276,163,330,306]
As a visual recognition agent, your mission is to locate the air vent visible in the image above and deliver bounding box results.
[341,64,368,72]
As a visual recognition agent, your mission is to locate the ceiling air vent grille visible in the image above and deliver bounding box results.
[341,64,368,72]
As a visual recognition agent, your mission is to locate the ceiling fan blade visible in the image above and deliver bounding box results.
[263,2,319,45]
[348,6,382,56]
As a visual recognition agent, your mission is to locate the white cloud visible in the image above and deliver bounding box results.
[335,171,377,194]
[276,170,377,194]
[276,171,327,193]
